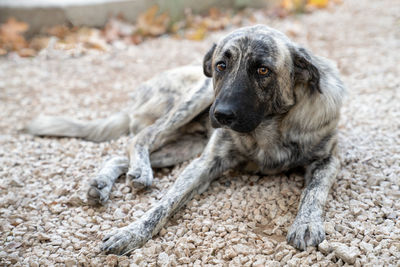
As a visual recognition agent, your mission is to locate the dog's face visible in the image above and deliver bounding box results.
[204,25,321,133]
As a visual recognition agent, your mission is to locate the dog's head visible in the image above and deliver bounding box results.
[204,25,321,133]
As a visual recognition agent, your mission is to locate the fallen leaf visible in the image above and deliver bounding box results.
[185,26,207,41]
[18,48,36,57]
[181,7,235,41]
[103,17,136,43]
[209,7,221,20]
[74,28,109,51]
[46,25,70,39]
[308,0,329,8]
[103,19,120,42]
[0,17,29,51]
[1,17,28,33]
[281,0,307,12]
[130,34,144,45]
[170,20,186,34]
[29,36,50,50]
[136,5,170,37]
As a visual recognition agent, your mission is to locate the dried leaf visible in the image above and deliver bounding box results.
[29,36,50,50]
[103,17,136,43]
[137,5,170,37]
[281,0,330,12]
[202,16,230,31]
[308,0,329,8]
[46,25,70,39]
[1,17,28,35]
[85,40,108,51]
[130,34,144,45]
[180,7,235,41]
[170,21,186,34]
[75,28,108,51]
[208,7,221,20]
[185,26,207,41]
[0,17,29,51]
[281,0,307,11]
[103,19,120,42]
[18,48,36,57]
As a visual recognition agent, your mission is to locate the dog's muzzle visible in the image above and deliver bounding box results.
[210,93,264,133]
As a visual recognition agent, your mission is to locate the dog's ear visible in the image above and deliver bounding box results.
[291,46,321,93]
[203,43,217,78]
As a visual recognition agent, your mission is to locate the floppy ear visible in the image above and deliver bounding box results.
[203,43,216,78]
[291,46,321,93]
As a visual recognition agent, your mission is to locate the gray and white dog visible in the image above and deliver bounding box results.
[26,25,345,254]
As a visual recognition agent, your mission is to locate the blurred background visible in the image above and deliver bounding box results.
[0,0,333,57]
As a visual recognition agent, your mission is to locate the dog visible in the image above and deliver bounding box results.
[25,25,345,255]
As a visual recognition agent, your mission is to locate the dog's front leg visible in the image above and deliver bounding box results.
[101,130,240,255]
[126,79,213,188]
[287,155,340,250]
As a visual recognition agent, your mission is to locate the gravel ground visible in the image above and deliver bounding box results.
[1,0,399,266]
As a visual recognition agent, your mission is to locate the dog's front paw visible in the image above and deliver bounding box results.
[287,220,325,251]
[101,224,151,255]
[87,175,113,205]
[127,146,154,188]
[127,163,153,189]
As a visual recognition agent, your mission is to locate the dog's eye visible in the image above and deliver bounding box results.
[257,67,269,76]
[216,62,226,72]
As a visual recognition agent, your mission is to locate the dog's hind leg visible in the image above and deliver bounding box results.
[286,155,340,250]
[126,79,213,188]
[87,156,129,205]
[150,134,208,168]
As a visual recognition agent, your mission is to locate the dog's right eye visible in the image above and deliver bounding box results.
[216,62,226,72]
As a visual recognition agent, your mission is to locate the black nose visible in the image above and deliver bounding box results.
[214,106,237,126]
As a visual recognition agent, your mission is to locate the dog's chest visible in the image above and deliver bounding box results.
[250,144,293,173]
[233,125,295,172]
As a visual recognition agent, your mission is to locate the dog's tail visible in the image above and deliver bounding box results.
[24,112,130,142]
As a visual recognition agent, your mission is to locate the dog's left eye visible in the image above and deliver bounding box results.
[257,67,269,76]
